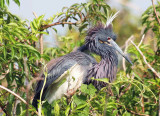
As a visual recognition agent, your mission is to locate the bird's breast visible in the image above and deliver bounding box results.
[45,63,92,104]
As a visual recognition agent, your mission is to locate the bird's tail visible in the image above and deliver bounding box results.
[32,92,40,110]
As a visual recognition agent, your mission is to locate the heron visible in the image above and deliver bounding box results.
[32,11,132,109]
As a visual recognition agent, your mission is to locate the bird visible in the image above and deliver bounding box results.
[32,11,132,109]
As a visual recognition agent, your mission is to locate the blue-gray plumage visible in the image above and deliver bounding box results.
[32,11,132,109]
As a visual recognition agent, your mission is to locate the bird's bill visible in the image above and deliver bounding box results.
[110,39,133,65]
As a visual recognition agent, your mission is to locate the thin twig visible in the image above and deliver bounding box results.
[117,84,131,102]
[125,107,149,116]
[33,11,38,19]
[122,35,134,72]
[141,95,145,113]
[151,0,160,25]
[39,34,43,62]
[159,93,160,116]
[0,85,27,104]
[42,21,77,30]
[138,34,145,47]
[38,65,48,116]
[130,40,160,78]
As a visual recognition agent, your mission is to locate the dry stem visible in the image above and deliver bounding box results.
[122,35,134,72]
[0,85,27,104]
[130,40,160,78]
[151,0,160,25]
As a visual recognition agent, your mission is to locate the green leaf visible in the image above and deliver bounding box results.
[9,89,16,103]
[13,0,20,6]
[81,84,88,93]
[54,102,60,116]
[91,77,109,83]
[87,84,97,97]
[16,103,21,115]
[37,15,44,27]
[9,62,13,74]
[68,24,72,30]
[65,105,70,116]
[6,0,9,5]
[79,24,88,32]
[0,0,5,8]
[30,22,36,33]
[75,103,87,110]
[57,78,66,88]
[52,28,57,33]
[39,31,48,35]
[3,47,7,59]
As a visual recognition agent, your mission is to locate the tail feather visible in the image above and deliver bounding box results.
[32,92,40,110]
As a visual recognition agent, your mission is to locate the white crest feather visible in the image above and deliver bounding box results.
[105,11,120,27]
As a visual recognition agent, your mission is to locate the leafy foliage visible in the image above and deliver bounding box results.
[0,0,160,116]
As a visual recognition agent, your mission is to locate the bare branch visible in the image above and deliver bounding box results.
[33,11,38,19]
[159,93,160,116]
[0,85,27,104]
[122,35,134,72]
[151,0,160,25]
[42,21,77,30]
[130,40,160,78]
[39,34,43,62]
[138,34,145,47]
[118,105,149,116]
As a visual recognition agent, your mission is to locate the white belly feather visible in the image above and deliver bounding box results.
[45,63,89,104]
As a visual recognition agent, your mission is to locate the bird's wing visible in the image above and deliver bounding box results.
[35,56,77,94]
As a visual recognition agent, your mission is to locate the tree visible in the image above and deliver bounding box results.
[0,0,159,115]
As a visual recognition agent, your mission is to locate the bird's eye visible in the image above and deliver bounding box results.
[99,40,104,44]
[107,37,111,40]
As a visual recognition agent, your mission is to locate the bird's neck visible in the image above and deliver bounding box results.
[77,45,88,52]
[91,50,118,82]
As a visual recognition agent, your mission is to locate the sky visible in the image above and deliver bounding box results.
[8,0,152,47]
[8,0,152,21]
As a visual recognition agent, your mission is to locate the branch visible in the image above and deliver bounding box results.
[39,34,43,62]
[122,35,134,72]
[33,11,38,19]
[151,0,160,25]
[117,84,131,102]
[118,105,149,116]
[42,21,77,30]
[130,40,160,78]
[0,85,27,104]
[138,34,145,47]
[159,93,160,116]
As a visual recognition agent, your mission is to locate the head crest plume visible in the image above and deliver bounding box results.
[105,11,120,28]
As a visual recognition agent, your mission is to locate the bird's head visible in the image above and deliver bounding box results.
[85,11,133,65]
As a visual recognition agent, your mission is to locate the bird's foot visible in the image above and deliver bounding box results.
[64,89,76,98]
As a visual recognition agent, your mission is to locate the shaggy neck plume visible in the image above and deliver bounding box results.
[87,51,118,89]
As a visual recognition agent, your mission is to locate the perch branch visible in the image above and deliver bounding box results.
[151,0,160,25]
[130,40,160,78]
[0,85,27,104]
